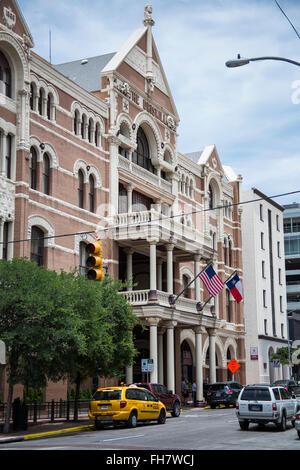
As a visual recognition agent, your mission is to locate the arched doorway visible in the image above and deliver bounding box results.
[181,340,193,383]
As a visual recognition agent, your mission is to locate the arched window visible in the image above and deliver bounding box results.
[30,83,34,110]
[226,290,231,323]
[88,118,93,143]
[30,226,45,266]
[30,147,38,190]
[5,134,12,179]
[182,274,190,298]
[42,153,50,195]
[208,184,214,210]
[38,89,44,116]
[88,174,95,213]
[132,127,154,173]
[81,114,87,139]
[78,169,84,208]
[95,122,100,147]
[0,51,12,98]
[74,110,80,135]
[224,239,227,266]
[228,240,232,267]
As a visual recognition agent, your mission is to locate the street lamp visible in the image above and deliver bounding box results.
[226,55,300,68]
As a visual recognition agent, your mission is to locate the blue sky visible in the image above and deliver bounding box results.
[17,0,300,205]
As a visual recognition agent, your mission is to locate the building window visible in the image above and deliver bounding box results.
[223,240,227,266]
[263,289,267,307]
[42,153,50,195]
[5,134,12,179]
[88,174,95,213]
[228,240,232,266]
[226,289,231,323]
[78,169,84,208]
[281,323,284,338]
[278,268,282,284]
[260,232,264,249]
[79,241,87,276]
[74,110,80,135]
[277,241,281,257]
[0,50,12,98]
[182,274,190,299]
[95,123,100,147]
[262,260,265,278]
[38,89,44,116]
[208,184,214,210]
[30,226,45,266]
[132,127,154,173]
[30,147,38,190]
[280,295,283,312]
[260,204,263,221]
[264,319,268,335]
[276,214,280,231]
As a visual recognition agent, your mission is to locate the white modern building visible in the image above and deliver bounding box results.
[241,188,289,384]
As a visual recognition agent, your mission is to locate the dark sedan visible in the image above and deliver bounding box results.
[206,381,243,408]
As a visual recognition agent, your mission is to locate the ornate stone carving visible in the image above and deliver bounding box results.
[0,178,15,219]
[3,6,16,29]
[143,5,155,27]
[167,115,176,130]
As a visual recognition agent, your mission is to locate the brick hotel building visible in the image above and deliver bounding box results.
[0,1,246,402]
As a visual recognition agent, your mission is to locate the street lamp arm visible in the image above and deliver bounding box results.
[226,56,300,68]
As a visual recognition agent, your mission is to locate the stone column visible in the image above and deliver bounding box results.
[194,326,204,404]
[166,243,174,294]
[125,248,134,290]
[157,258,163,291]
[207,327,217,383]
[108,135,120,217]
[158,328,165,384]
[166,321,177,393]
[149,240,157,301]
[194,254,201,301]
[148,317,160,383]
[126,184,133,213]
[0,219,4,259]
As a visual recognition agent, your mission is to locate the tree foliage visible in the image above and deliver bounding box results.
[0,258,138,430]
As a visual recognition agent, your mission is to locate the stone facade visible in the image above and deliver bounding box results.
[0,2,245,402]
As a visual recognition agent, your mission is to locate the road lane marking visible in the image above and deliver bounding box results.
[102,434,145,442]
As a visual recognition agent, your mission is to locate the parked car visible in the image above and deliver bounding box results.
[272,380,300,398]
[295,410,300,439]
[132,383,181,417]
[89,386,167,429]
[236,384,298,431]
[206,381,243,408]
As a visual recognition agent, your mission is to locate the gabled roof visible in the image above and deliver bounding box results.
[54,53,116,92]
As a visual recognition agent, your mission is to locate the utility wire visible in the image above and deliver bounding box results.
[274,0,300,40]
[1,188,299,246]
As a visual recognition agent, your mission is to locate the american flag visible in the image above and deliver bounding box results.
[199,264,224,297]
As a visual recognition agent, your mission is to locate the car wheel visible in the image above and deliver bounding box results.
[239,420,249,430]
[171,402,181,417]
[127,411,137,428]
[276,413,287,431]
[291,419,295,428]
[95,420,104,430]
[157,409,166,425]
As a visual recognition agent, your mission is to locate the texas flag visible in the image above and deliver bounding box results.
[226,273,243,303]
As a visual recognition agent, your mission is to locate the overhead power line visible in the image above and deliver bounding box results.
[0,188,299,246]
[274,0,300,40]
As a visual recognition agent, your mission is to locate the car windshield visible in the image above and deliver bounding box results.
[240,388,271,401]
[93,390,122,401]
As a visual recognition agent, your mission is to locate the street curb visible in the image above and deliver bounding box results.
[0,424,94,444]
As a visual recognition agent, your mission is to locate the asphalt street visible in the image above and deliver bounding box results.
[1,407,300,451]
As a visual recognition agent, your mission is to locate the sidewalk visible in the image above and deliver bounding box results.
[0,403,209,444]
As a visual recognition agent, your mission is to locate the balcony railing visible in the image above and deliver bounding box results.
[120,289,213,315]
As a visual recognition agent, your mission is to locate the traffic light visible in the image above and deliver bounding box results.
[86,240,104,281]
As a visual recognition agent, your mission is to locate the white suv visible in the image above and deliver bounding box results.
[236,385,299,431]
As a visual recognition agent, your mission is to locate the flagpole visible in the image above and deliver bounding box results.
[169,262,212,306]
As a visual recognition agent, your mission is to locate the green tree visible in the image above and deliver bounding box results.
[0,258,86,433]
[63,274,138,420]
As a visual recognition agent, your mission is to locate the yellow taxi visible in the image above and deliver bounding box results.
[89,385,167,429]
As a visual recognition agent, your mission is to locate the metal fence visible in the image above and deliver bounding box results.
[0,399,90,425]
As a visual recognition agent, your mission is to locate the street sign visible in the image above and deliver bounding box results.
[250,347,258,360]
[227,358,240,374]
[273,359,280,368]
[0,340,5,365]
[141,358,154,373]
